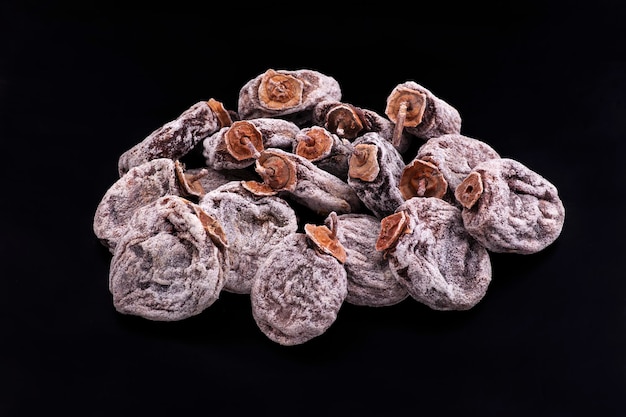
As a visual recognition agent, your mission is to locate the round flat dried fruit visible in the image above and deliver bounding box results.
[330,213,408,307]
[93,158,180,253]
[200,181,298,294]
[386,197,492,311]
[458,158,565,254]
[250,233,347,346]
[109,195,229,321]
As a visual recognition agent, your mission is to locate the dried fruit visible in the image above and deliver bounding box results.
[254,148,362,216]
[380,197,492,311]
[109,195,229,321]
[94,68,566,344]
[118,100,227,176]
[327,213,408,307]
[94,158,181,253]
[456,158,565,254]
[414,133,500,195]
[199,181,299,294]
[250,233,348,346]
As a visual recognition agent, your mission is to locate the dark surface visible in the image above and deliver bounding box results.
[1,1,625,416]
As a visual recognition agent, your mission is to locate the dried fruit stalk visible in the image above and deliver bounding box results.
[380,197,492,311]
[385,81,461,146]
[250,232,348,346]
[109,195,229,321]
[118,100,231,176]
[325,213,408,307]
[238,69,342,126]
[347,132,406,219]
[293,126,352,181]
[250,148,362,216]
[455,158,565,254]
[199,181,299,294]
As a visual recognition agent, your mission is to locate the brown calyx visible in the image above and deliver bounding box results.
[325,104,365,140]
[375,211,411,252]
[398,159,448,200]
[254,150,297,191]
[188,203,229,249]
[207,98,234,128]
[240,180,278,196]
[257,69,304,111]
[348,143,379,182]
[304,212,346,263]
[174,160,208,199]
[455,171,484,209]
[385,86,427,146]
[224,120,264,161]
[294,126,333,161]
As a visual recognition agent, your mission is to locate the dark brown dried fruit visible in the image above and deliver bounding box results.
[383,197,492,311]
[94,158,181,253]
[118,100,224,176]
[109,195,229,321]
[414,133,500,194]
[328,213,408,307]
[200,181,298,294]
[457,158,565,254]
[250,233,348,346]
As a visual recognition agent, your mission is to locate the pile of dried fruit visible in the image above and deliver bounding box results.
[94,68,565,346]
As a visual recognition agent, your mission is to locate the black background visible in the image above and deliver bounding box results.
[1,1,625,416]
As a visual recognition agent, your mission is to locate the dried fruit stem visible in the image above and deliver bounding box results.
[392,101,408,147]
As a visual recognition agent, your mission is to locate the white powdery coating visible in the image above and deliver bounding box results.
[460,158,566,254]
[93,158,180,253]
[109,195,228,321]
[237,69,342,123]
[415,133,501,192]
[388,197,492,311]
[118,101,221,176]
[396,81,462,140]
[199,181,299,294]
[328,213,408,307]
[250,233,348,346]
